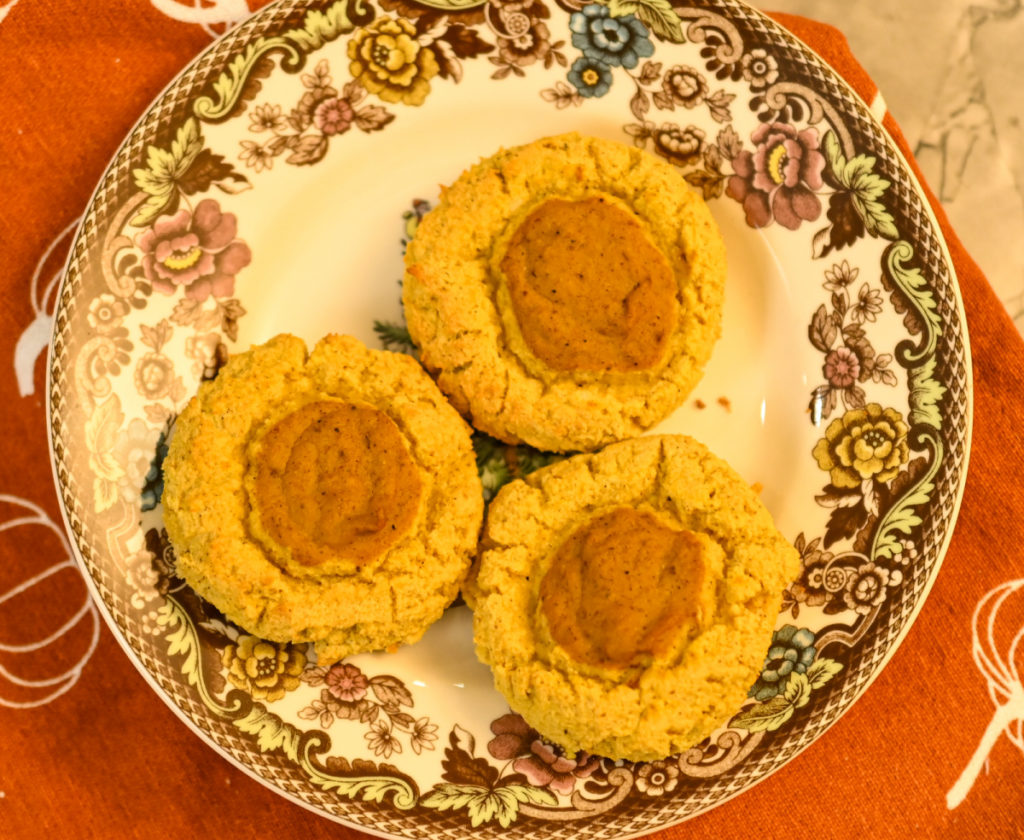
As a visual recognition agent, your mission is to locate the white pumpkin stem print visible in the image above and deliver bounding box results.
[947,579,1024,809]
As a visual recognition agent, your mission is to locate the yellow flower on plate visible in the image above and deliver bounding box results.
[348,17,439,106]
[223,634,306,702]
[813,403,909,488]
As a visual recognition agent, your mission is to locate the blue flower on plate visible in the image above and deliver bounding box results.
[567,55,614,98]
[569,4,654,70]
[748,625,817,701]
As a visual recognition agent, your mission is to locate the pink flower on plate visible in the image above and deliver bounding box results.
[314,96,355,136]
[824,346,861,388]
[514,739,600,795]
[324,662,369,702]
[727,122,826,230]
[488,712,539,759]
[136,199,251,301]
[487,712,599,795]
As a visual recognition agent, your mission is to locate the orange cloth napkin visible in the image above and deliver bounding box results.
[1,5,1022,839]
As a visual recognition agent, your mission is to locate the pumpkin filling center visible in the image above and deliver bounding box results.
[500,194,676,372]
[539,507,716,668]
[251,400,421,568]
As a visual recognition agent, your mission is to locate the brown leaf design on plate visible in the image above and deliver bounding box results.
[286,134,329,165]
[541,82,582,109]
[326,755,410,779]
[218,299,246,343]
[808,303,837,352]
[301,58,332,89]
[229,54,276,119]
[288,106,312,133]
[811,225,834,260]
[441,22,495,59]
[440,729,500,788]
[413,10,444,35]
[824,498,868,548]
[809,383,837,422]
[355,104,395,132]
[389,711,417,731]
[842,321,865,343]
[630,88,650,121]
[342,79,366,105]
[852,511,879,555]
[179,148,249,196]
[330,697,373,722]
[817,192,866,258]
[546,48,568,68]
[684,168,725,200]
[880,254,924,336]
[265,134,290,157]
[814,483,862,508]
[652,89,674,110]
[705,88,734,123]
[325,756,357,773]
[621,123,650,147]
[703,143,723,172]
[200,642,228,696]
[875,368,899,386]
[499,772,531,788]
[296,704,325,722]
[140,319,173,351]
[878,456,930,510]
[716,124,742,161]
[490,61,514,80]
[638,59,662,85]
[370,674,413,708]
[431,40,461,82]
[843,384,866,410]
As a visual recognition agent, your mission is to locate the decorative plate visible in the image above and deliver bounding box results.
[47,0,972,836]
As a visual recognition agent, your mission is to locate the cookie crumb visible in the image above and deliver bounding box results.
[717,396,731,411]
[694,399,706,409]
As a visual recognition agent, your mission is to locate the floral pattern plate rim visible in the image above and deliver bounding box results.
[47,0,972,836]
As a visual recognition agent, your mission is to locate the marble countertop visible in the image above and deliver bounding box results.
[756,0,1024,334]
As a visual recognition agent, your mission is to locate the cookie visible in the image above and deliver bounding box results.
[403,132,726,452]
[162,333,483,664]
[465,434,798,760]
